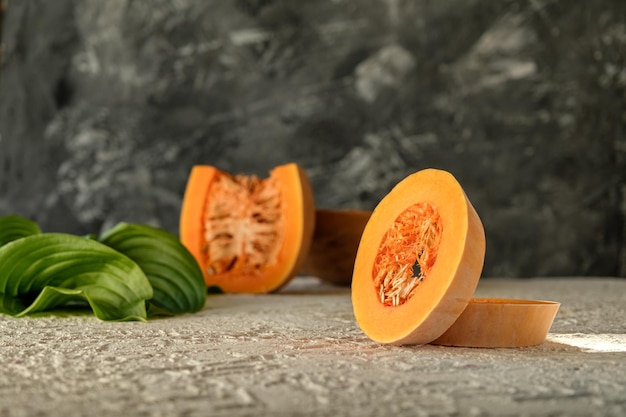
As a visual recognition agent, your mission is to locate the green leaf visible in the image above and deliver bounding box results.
[0,214,41,247]
[98,222,207,315]
[0,233,153,321]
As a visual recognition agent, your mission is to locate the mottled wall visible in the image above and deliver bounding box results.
[1,0,625,277]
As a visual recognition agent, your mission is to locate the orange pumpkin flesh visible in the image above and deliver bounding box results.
[432,298,561,348]
[179,163,315,293]
[352,168,486,345]
[300,209,372,286]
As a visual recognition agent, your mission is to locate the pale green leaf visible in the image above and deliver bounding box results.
[98,222,207,315]
[0,233,153,321]
[0,214,41,247]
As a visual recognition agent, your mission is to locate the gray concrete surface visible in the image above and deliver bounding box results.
[3,0,626,278]
[0,277,625,417]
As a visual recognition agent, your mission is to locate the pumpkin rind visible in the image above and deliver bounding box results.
[179,163,315,293]
[431,298,561,347]
[300,209,371,286]
[351,168,486,345]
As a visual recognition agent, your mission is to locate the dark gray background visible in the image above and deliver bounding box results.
[1,0,625,278]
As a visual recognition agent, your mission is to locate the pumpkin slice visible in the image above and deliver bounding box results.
[352,168,486,345]
[431,298,561,348]
[300,209,372,286]
[179,163,315,293]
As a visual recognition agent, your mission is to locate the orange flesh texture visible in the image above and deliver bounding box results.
[180,165,218,280]
[431,298,561,347]
[351,169,486,345]
[204,173,283,277]
[373,202,442,307]
[179,163,315,293]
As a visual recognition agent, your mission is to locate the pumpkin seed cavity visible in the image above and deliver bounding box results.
[203,173,283,277]
[372,202,442,307]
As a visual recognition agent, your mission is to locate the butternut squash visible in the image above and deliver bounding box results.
[301,209,371,286]
[351,168,486,345]
[431,298,560,347]
[179,163,315,293]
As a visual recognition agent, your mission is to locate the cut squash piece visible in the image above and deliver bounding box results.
[300,209,372,286]
[431,298,560,348]
[179,163,315,293]
[352,168,486,345]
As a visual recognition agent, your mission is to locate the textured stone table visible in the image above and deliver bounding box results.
[0,277,624,417]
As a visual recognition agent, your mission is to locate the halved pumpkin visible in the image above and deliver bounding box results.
[431,298,561,348]
[179,163,315,293]
[352,168,486,345]
[300,209,372,286]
